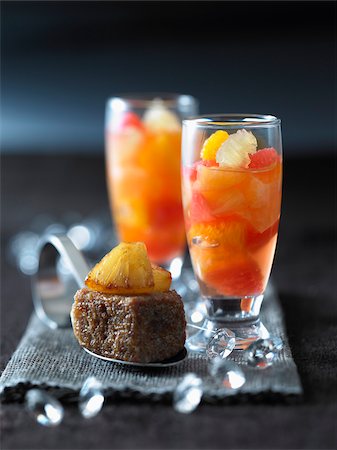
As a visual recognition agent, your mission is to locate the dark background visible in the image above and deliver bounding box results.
[1,1,336,155]
[1,2,336,450]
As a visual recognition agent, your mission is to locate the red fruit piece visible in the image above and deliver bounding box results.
[249,148,279,169]
[247,219,279,250]
[183,166,197,183]
[190,191,214,224]
[118,112,144,130]
[206,258,263,297]
[198,159,218,168]
[184,160,219,183]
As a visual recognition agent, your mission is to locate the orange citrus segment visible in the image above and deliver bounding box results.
[188,218,247,250]
[201,130,229,161]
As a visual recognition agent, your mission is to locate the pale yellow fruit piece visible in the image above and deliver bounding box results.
[151,264,172,292]
[197,164,246,191]
[85,242,172,294]
[216,129,257,168]
[85,242,154,294]
[143,99,181,132]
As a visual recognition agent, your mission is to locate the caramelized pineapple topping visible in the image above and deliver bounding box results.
[85,242,172,295]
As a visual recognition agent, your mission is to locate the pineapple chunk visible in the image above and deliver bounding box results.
[143,99,181,133]
[152,264,172,292]
[216,129,257,168]
[85,242,172,294]
[85,242,153,294]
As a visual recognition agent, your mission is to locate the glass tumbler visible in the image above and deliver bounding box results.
[105,94,198,276]
[181,114,282,348]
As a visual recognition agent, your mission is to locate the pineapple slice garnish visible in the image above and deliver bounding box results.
[85,242,172,295]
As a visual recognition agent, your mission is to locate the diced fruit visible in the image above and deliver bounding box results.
[247,219,279,250]
[85,242,172,294]
[200,159,218,167]
[190,191,214,224]
[151,200,184,227]
[204,257,263,297]
[184,160,219,184]
[241,175,281,233]
[118,112,144,131]
[113,198,148,229]
[188,217,247,250]
[202,186,246,219]
[216,129,257,168]
[249,148,279,169]
[197,164,245,192]
[152,263,172,292]
[201,130,229,161]
[85,242,154,294]
[143,99,181,132]
[183,165,198,183]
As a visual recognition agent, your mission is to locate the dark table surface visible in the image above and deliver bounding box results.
[1,153,336,450]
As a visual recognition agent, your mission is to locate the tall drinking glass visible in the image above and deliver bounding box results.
[105,94,198,278]
[181,114,282,350]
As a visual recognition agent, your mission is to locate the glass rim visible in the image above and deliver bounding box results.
[106,93,198,109]
[183,113,281,128]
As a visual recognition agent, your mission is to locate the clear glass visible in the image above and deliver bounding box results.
[105,93,198,271]
[181,114,282,347]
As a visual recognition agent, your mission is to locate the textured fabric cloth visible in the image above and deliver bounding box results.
[0,283,302,401]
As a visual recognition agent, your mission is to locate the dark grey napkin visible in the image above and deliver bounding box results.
[0,283,302,402]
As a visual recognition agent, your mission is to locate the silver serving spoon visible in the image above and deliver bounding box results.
[82,346,188,368]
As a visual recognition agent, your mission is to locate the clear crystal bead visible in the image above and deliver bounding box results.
[206,328,236,360]
[173,373,203,414]
[79,377,104,418]
[209,357,246,390]
[244,336,283,369]
[25,389,64,427]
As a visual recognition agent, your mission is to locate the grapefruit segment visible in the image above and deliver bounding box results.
[190,191,214,224]
[249,148,279,169]
[118,112,144,131]
[205,258,263,297]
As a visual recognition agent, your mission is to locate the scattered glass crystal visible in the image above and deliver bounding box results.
[79,377,104,418]
[209,357,246,390]
[244,336,284,369]
[206,328,236,360]
[173,373,203,414]
[25,389,64,427]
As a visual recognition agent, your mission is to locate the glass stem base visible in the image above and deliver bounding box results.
[205,294,264,322]
[186,294,269,354]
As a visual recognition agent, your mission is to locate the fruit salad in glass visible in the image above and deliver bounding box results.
[182,115,282,326]
[105,95,197,268]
